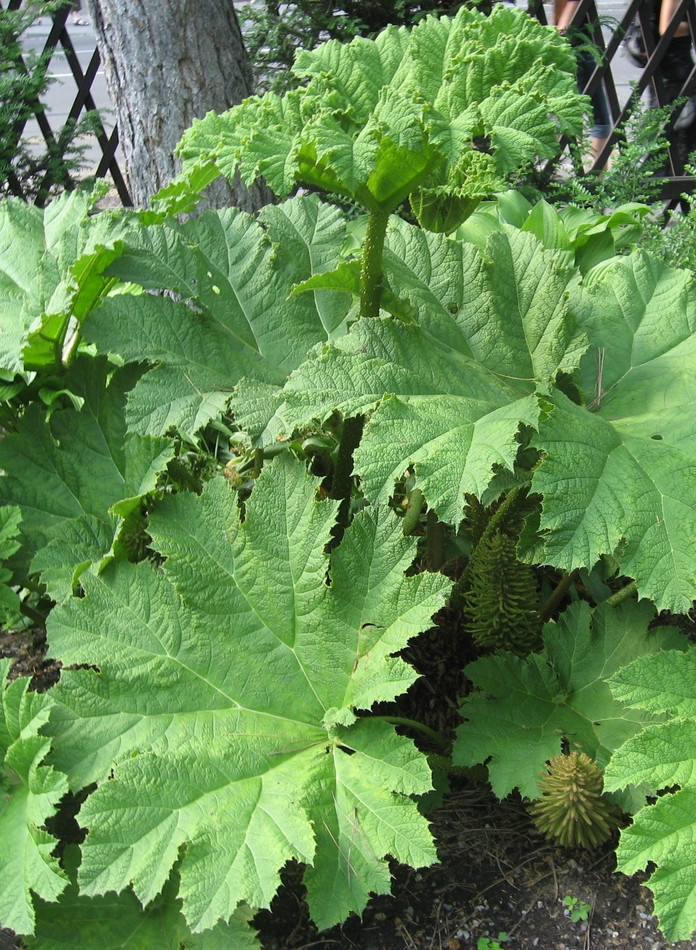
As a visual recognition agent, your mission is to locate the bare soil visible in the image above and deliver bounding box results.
[253,782,692,950]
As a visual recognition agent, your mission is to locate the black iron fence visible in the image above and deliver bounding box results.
[532,0,696,200]
[3,0,696,207]
[3,0,131,204]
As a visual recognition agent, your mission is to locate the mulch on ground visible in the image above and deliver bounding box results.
[254,780,692,950]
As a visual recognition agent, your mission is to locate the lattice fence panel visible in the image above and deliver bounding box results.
[3,0,130,204]
[532,0,695,200]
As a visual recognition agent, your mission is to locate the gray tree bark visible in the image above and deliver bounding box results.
[84,0,269,211]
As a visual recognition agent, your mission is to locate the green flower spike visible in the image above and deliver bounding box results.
[530,751,621,848]
[463,530,542,656]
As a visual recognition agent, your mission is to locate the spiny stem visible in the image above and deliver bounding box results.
[329,415,364,547]
[371,715,449,754]
[426,508,446,571]
[540,570,579,623]
[605,580,637,607]
[19,600,47,627]
[359,206,391,320]
[402,487,425,536]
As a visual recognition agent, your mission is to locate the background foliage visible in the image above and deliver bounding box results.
[238,0,464,92]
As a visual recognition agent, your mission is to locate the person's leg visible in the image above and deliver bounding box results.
[577,52,612,169]
[70,1,88,25]
[658,36,694,168]
[589,86,612,168]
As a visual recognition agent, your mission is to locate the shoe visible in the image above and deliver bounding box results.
[675,96,696,131]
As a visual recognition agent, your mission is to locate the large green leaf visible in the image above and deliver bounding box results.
[83,196,351,437]
[0,506,22,626]
[0,189,126,379]
[252,224,583,524]
[0,660,68,936]
[45,454,450,932]
[0,359,174,601]
[576,251,696,440]
[177,6,585,226]
[605,648,696,942]
[456,190,650,273]
[382,219,584,378]
[530,251,696,612]
[26,846,260,950]
[453,600,687,799]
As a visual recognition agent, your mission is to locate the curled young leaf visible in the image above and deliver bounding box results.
[177,7,586,228]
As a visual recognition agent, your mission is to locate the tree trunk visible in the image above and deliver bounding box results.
[84,0,269,211]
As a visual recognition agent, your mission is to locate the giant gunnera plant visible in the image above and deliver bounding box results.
[1,5,696,948]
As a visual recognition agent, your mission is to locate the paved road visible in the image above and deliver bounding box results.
[19,3,643,182]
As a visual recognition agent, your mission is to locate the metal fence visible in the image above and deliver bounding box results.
[4,0,130,204]
[532,0,696,200]
[4,0,696,206]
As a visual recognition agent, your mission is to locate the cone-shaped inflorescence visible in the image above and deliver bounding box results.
[530,751,621,848]
[464,530,542,655]
[454,490,542,656]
